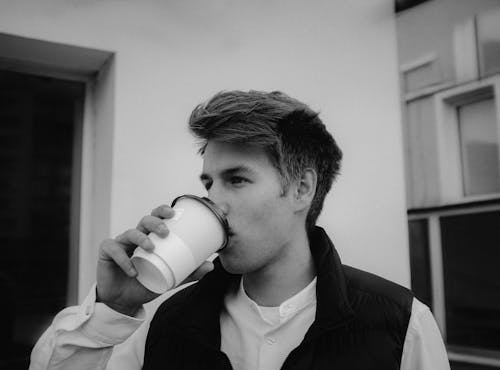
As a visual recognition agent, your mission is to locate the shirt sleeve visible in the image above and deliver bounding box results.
[400,298,450,370]
[29,285,146,370]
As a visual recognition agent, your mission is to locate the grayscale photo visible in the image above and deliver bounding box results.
[0,0,499,369]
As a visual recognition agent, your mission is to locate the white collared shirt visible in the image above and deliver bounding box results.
[220,278,317,370]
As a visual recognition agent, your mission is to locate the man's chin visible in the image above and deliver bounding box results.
[218,253,246,275]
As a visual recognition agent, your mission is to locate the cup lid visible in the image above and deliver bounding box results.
[171,194,229,251]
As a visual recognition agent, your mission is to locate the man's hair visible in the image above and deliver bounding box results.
[188,90,343,230]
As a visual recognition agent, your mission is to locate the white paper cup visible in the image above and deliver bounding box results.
[131,195,228,294]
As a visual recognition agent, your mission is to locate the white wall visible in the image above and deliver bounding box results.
[0,0,410,295]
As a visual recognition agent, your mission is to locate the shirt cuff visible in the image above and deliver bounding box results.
[78,285,146,346]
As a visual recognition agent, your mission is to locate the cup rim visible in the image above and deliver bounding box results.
[171,194,229,250]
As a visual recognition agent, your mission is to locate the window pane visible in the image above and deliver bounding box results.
[405,97,440,207]
[408,219,432,309]
[477,8,500,77]
[457,98,500,196]
[441,210,500,351]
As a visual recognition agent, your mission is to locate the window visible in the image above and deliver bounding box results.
[435,78,500,203]
[457,98,500,196]
[408,202,500,367]
[404,96,440,208]
[408,219,432,309]
[403,74,500,368]
[402,56,439,93]
[441,210,500,351]
[477,8,500,77]
[399,6,500,368]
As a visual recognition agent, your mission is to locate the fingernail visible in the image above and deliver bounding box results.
[147,239,156,249]
[129,267,137,277]
[142,238,155,250]
[162,206,174,215]
[157,223,168,236]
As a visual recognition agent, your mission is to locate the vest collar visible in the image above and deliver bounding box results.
[174,226,355,348]
[303,227,355,341]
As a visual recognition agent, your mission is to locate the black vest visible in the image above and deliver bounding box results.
[143,227,414,370]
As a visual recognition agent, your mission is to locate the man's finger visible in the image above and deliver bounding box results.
[151,205,176,219]
[115,229,155,252]
[100,240,137,277]
[136,215,169,238]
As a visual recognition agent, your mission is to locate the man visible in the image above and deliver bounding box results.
[30,90,450,369]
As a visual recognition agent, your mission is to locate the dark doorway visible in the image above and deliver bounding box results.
[0,70,84,369]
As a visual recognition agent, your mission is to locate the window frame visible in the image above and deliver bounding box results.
[408,200,500,367]
[434,76,500,205]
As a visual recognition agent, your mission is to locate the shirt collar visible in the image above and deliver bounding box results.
[237,276,317,325]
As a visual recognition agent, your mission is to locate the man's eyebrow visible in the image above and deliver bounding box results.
[199,166,256,182]
[222,166,256,176]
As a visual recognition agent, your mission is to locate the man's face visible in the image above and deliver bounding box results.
[201,140,297,274]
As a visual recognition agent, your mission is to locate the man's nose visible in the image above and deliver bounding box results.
[207,187,229,216]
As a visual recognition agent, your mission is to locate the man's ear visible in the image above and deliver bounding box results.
[292,168,317,212]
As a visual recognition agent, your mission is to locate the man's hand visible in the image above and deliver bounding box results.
[96,205,214,316]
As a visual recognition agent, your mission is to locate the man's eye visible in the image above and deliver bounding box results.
[230,177,247,185]
[203,182,212,191]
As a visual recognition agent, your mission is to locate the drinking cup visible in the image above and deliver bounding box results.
[131,195,228,293]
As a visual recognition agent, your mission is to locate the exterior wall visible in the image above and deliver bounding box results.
[397,0,500,209]
[0,0,410,296]
[397,0,500,88]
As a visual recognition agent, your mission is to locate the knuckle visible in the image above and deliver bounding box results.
[152,216,163,226]
[102,243,118,257]
[128,228,138,235]
[121,228,134,239]
[101,238,114,247]
[138,234,152,248]
[154,220,167,232]
[129,229,143,241]
[100,238,115,251]
[137,216,147,226]
[147,216,163,230]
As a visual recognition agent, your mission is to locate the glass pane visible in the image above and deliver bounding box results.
[0,70,83,369]
[477,8,500,77]
[405,97,440,207]
[408,219,432,309]
[441,210,500,351]
[457,98,500,196]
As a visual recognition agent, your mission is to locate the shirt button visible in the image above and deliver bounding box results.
[265,337,277,345]
[281,304,293,315]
